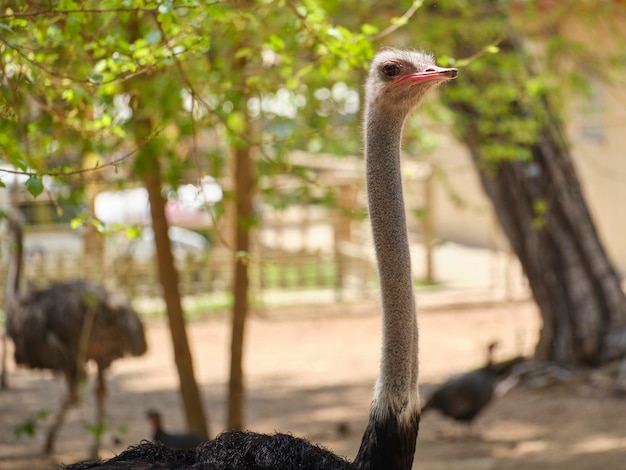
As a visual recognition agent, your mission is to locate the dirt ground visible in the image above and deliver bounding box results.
[1,299,625,469]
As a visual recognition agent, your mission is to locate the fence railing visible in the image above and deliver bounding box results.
[0,243,378,315]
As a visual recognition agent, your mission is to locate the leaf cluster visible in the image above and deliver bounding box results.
[1,0,379,206]
[407,0,625,168]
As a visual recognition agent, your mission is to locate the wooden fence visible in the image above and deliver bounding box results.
[0,242,377,315]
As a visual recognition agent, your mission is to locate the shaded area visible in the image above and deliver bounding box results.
[1,301,625,469]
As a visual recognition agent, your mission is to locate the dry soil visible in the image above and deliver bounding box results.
[1,300,625,469]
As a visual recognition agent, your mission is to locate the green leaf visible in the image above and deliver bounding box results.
[226,111,247,134]
[485,45,500,54]
[267,35,286,52]
[71,215,87,229]
[160,15,173,33]
[361,23,379,36]
[25,176,44,198]
[285,76,300,90]
[62,89,74,102]
[235,47,253,59]
[526,77,546,96]
[14,419,37,438]
[125,225,142,240]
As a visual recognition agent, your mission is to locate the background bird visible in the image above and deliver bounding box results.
[4,208,147,457]
[62,48,457,470]
[422,342,525,432]
[146,409,207,449]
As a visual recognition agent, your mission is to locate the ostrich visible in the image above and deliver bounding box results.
[4,208,147,457]
[62,48,457,469]
[422,343,525,431]
[146,409,207,449]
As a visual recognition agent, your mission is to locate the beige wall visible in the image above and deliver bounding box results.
[427,140,495,250]
[568,79,626,273]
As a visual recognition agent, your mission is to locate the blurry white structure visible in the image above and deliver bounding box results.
[95,187,151,225]
[109,226,209,262]
[95,176,222,228]
[0,168,221,262]
[94,177,222,261]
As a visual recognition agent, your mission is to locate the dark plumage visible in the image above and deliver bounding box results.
[147,409,207,449]
[61,442,196,470]
[10,280,146,376]
[422,343,524,425]
[62,48,458,470]
[4,209,147,456]
[198,431,352,470]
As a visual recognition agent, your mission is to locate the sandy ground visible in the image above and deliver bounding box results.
[1,299,625,469]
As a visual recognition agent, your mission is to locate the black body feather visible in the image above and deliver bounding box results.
[422,353,525,424]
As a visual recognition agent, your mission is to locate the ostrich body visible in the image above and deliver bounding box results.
[422,343,525,426]
[63,48,457,469]
[5,210,147,456]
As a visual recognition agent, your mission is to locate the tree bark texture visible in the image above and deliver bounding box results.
[443,35,626,366]
[227,144,253,431]
[140,149,209,437]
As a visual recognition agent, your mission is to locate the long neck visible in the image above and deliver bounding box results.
[366,105,419,416]
[354,104,420,470]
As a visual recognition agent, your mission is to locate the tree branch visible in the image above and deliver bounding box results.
[372,0,424,41]
[0,125,163,179]
[0,4,228,19]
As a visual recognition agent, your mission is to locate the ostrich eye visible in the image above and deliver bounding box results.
[381,62,403,77]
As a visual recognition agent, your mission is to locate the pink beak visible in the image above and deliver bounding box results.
[393,66,458,86]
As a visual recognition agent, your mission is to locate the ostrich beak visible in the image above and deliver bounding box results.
[394,66,458,86]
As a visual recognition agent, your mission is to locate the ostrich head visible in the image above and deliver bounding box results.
[146,409,162,430]
[365,48,457,114]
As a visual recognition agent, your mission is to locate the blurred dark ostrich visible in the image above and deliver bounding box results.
[146,409,207,449]
[422,342,525,431]
[4,209,147,457]
[62,48,458,470]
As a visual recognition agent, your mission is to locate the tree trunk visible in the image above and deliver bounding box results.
[224,8,254,429]
[227,144,253,430]
[443,34,626,366]
[138,148,209,437]
[468,127,626,364]
[124,14,208,434]
[1,185,22,389]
